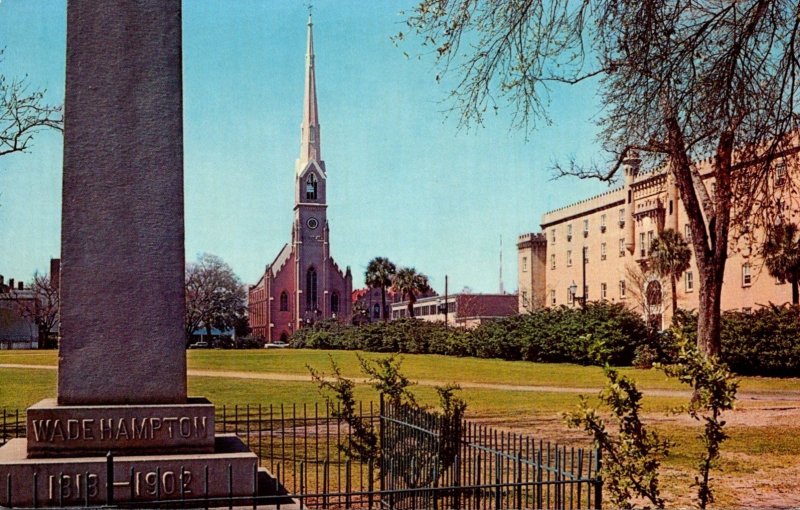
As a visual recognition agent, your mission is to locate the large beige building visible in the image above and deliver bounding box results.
[518,153,796,328]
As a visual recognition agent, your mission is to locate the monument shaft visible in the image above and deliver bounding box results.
[59,0,187,404]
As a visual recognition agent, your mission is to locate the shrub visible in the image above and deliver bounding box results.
[664,305,800,376]
[290,302,650,366]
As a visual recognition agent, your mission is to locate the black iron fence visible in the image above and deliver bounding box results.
[1,402,601,509]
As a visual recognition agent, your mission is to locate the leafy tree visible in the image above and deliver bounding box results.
[649,229,692,315]
[401,1,800,357]
[1,50,62,158]
[365,257,397,322]
[565,368,669,509]
[11,272,59,349]
[391,267,431,318]
[185,253,246,344]
[761,223,800,304]
[659,338,738,509]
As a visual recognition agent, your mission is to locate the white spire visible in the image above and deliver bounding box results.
[298,12,320,168]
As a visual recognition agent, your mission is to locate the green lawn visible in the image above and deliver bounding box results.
[3,348,798,394]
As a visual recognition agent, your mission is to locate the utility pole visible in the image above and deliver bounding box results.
[444,275,449,328]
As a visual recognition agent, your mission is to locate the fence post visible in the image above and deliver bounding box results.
[105,452,113,506]
[379,394,385,497]
[594,447,602,510]
[494,451,501,510]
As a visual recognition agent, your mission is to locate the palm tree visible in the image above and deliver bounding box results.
[762,223,800,305]
[392,267,431,318]
[365,257,397,322]
[648,229,692,315]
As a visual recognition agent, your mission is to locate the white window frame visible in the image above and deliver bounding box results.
[601,282,607,300]
[742,263,752,287]
[685,271,694,292]
[567,250,573,267]
[619,280,626,299]
[601,243,607,261]
[522,257,528,272]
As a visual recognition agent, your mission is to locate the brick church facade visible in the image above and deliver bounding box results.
[249,16,352,342]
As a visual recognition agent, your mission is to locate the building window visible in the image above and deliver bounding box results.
[550,289,556,306]
[639,233,646,257]
[567,224,573,241]
[550,254,556,270]
[684,224,691,241]
[619,238,625,257]
[775,162,787,186]
[582,246,589,264]
[601,282,607,300]
[647,230,654,252]
[331,292,340,315]
[619,280,626,299]
[583,219,589,237]
[373,303,380,319]
[601,243,607,260]
[685,271,694,292]
[568,287,575,305]
[551,229,556,244]
[279,291,289,312]
[522,291,529,307]
[306,267,318,310]
[742,263,752,287]
[522,257,528,272]
[305,174,318,200]
[567,250,573,267]
[619,208,625,226]
[600,214,606,231]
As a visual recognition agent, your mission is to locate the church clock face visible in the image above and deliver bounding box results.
[307,217,319,230]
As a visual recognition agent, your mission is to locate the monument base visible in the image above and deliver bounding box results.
[26,398,216,457]
[0,435,281,508]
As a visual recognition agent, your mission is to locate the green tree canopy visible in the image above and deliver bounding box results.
[392,267,431,318]
[762,223,800,305]
[649,229,692,315]
[365,257,397,322]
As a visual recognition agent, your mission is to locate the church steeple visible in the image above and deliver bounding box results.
[298,13,321,169]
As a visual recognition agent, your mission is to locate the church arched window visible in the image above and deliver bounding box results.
[331,292,339,315]
[372,303,380,319]
[279,291,288,312]
[306,174,318,200]
[306,267,318,310]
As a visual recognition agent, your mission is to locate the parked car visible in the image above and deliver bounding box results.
[264,341,289,349]
[188,341,209,349]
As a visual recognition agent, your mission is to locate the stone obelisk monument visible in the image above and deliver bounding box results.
[0,2,273,506]
[59,0,187,406]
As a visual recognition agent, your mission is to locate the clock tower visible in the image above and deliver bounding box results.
[248,13,352,342]
[293,13,330,328]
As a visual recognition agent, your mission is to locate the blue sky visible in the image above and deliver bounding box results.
[0,1,612,294]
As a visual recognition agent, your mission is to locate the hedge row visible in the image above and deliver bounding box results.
[289,303,800,375]
[668,306,800,376]
[290,301,650,366]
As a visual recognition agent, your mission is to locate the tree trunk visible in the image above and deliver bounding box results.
[381,286,388,322]
[793,280,799,305]
[671,274,678,317]
[408,294,416,318]
[697,266,723,357]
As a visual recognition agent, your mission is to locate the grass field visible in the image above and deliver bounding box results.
[1,348,799,508]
